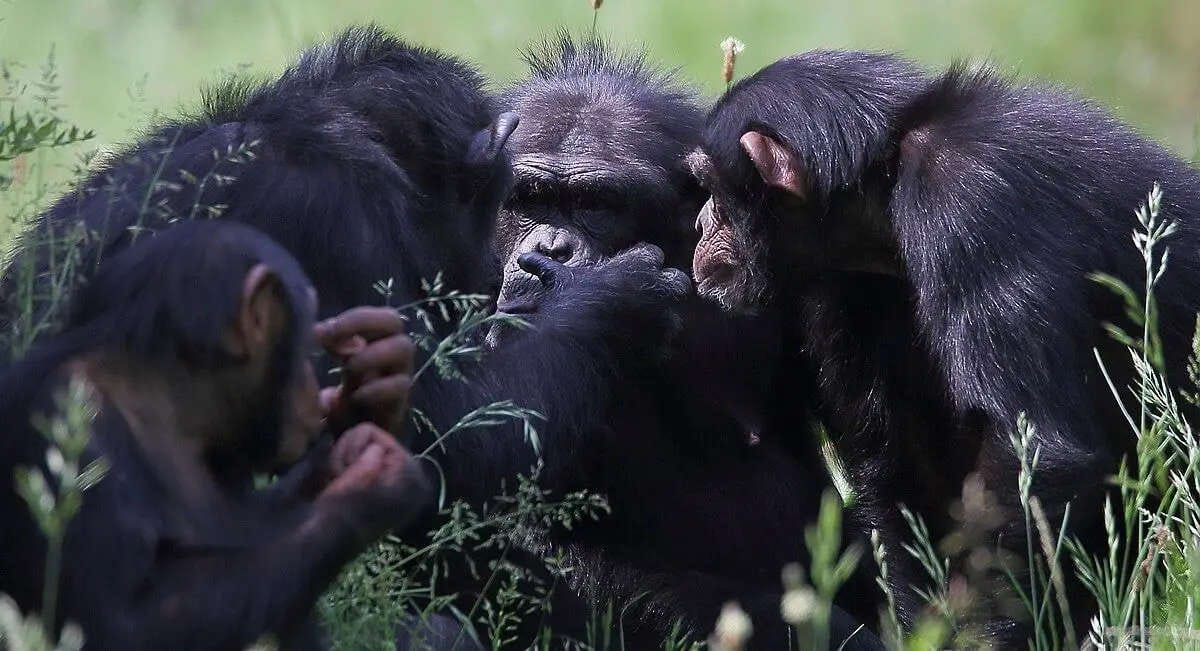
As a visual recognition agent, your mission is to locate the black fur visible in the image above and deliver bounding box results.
[496,37,883,649]
[2,28,700,647]
[2,25,693,499]
[3,26,504,327]
[0,220,429,649]
[695,50,1200,641]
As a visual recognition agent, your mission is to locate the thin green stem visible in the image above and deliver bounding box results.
[40,528,63,638]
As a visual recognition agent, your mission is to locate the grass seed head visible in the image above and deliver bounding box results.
[720,36,745,86]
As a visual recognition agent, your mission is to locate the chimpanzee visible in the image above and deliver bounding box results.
[493,36,882,649]
[688,51,1200,641]
[1,26,696,646]
[0,220,429,649]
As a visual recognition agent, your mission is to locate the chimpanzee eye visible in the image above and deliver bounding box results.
[571,187,625,213]
[506,180,556,208]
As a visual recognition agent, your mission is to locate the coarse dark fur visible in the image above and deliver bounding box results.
[1,27,700,647]
[494,37,883,649]
[2,25,505,329]
[2,24,694,502]
[690,50,1200,642]
[0,220,430,650]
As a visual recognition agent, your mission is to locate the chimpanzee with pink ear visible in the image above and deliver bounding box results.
[688,50,1200,643]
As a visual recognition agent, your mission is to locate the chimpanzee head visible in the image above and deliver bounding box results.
[231,25,520,304]
[66,220,322,471]
[689,51,926,313]
[492,34,706,316]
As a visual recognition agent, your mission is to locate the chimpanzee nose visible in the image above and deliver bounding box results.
[535,238,576,264]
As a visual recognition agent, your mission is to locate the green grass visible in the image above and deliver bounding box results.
[3,0,1199,142]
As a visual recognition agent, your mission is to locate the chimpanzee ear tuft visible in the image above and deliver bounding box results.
[228,263,282,357]
[739,131,807,199]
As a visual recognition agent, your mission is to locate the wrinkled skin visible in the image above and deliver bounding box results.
[490,51,705,326]
[687,147,899,313]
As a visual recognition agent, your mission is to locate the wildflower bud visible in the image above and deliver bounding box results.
[720,37,746,86]
[710,601,752,650]
[591,0,603,9]
[11,154,27,186]
[781,587,817,625]
[46,447,65,477]
[781,562,805,590]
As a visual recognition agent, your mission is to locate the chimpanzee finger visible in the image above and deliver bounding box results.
[615,243,666,269]
[344,334,415,380]
[315,307,406,347]
[378,446,410,488]
[517,252,567,287]
[659,268,693,299]
[325,335,368,358]
[332,424,375,473]
[323,444,385,496]
[370,433,411,488]
[319,386,343,418]
[351,375,413,412]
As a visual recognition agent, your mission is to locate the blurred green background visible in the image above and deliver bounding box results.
[1,0,1197,198]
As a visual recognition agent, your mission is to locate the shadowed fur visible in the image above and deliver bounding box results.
[693,50,1200,643]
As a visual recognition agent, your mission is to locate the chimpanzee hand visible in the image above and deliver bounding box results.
[316,423,430,539]
[517,243,692,352]
[315,307,414,435]
[322,423,410,494]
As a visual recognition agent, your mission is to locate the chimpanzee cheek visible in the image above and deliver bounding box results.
[279,363,324,461]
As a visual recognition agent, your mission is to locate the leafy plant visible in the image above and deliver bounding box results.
[1,378,107,650]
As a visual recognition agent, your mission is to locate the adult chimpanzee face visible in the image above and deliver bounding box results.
[492,102,703,316]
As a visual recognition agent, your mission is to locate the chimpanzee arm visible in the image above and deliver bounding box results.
[59,461,425,649]
[412,245,690,505]
[414,325,616,504]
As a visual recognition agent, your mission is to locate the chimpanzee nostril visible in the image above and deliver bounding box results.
[535,239,575,264]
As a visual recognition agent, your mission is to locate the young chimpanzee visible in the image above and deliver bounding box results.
[0,220,430,649]
[688,51,1200,640]
[493,36,882,649]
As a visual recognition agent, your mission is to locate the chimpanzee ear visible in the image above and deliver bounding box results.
[739,131,807,199]
[228,263,283,357]
[466,111,520,165]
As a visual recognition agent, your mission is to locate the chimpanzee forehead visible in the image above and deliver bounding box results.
[509,103,683,178]
[512,151,667,192]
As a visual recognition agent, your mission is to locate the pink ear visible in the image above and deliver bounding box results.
[739,131,807,198]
